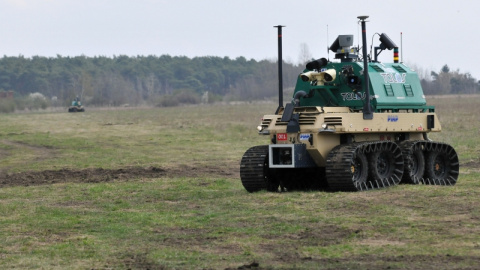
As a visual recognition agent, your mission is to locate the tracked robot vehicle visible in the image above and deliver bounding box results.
[240,16,459,192]
[68,96,85,112]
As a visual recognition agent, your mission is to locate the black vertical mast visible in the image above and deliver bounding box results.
[358,16,373,120]
[274,25,285,114]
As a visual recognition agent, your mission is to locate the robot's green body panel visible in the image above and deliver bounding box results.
[294,62,431,112]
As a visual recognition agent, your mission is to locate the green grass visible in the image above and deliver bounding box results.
[2,177,479,269]
[428,96,480,164]
[0,98,479,269]
[0,105,267,172]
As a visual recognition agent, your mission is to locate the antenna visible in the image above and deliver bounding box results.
[326,24,330,61]
[401,32,403,62]
[357,21,360,50]
[274,25,285,114]
[357,15,373,120]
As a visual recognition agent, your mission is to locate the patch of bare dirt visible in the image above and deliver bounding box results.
[462,160,480,174]
[225,261,261,270]
[291,225,355,246]
[307,255,480,270]
[0,164,236,188]
[117,252,167,270]
[225,254,480,270]
[463,160,480,170]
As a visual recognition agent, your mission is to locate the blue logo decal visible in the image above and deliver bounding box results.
[300,134,311,140]
[387,115,399,122]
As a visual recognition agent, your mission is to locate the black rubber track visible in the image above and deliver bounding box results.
[241,141,459,192]
[400,141,459,186]
[240,145,274,192]
[422,141,459,185]
[399,140,425,184]
[326,141,404,192]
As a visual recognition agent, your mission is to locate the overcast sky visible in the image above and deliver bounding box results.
[1,0,479,80]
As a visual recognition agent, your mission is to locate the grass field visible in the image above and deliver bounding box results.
[0,96,479,269]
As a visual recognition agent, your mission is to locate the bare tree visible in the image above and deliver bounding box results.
[298,43,312,66]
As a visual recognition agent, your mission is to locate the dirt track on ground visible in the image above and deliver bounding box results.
[0,165,239,188]
[1,159,477,189]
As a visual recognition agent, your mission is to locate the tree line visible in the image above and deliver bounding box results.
[0,55,478,112]
[0,55,299,110]
[420,64,479,95]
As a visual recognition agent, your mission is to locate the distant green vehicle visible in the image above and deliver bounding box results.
[68,97,85,112]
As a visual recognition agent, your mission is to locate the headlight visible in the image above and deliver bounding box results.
[321,123,328,129]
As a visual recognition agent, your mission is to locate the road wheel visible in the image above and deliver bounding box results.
[369,150,396,182]
[405,147,425,184]
[425,150,451,183]
[352,151,368,184]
